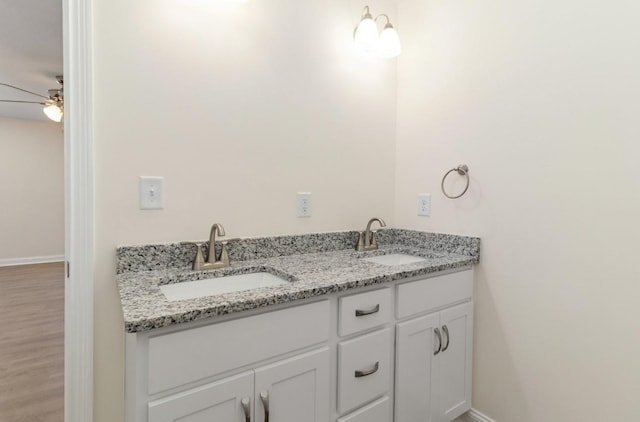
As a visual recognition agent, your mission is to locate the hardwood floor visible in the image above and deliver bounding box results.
[0,263,64,422]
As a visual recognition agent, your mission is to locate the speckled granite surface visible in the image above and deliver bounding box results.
[117,231,362,274]
[117,230,480,333]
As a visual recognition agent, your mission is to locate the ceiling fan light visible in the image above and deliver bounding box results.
[43,104,63,122]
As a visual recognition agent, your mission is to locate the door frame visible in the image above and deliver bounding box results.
[64,0,94,421]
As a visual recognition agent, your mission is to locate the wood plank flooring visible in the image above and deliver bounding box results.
[0,263,64,422]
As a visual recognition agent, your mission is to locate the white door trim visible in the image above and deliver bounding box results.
[64,0,94,421]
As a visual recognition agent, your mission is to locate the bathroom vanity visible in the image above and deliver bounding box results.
[118,229,479,422]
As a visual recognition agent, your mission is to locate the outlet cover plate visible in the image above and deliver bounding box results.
[297,192,312,217]
[418,193,431,217]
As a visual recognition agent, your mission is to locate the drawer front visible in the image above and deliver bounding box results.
[148,300,330,394]
[396,270,472,319]
[337,396,391,422]
[339,288,391,337]
[338,328,392,414]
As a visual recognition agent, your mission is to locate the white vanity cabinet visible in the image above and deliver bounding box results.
[337,288,394,417]
[126,300,331,422]
[125,268,474,422]
[395,272,473,422]
[147,371,253,422]
[254,348,330,422]
[147,348,329,422]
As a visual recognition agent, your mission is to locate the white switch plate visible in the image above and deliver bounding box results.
[297,192,312,217]
[139,176,164,210]
[418,193,431,216]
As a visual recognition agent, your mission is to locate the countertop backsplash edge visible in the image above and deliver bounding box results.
[116,228,480,274]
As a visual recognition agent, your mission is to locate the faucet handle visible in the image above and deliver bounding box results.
[181,241,206,271]
[356,231,366,252]
[219,241,231,266]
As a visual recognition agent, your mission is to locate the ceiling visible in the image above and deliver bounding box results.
[0,0,63,121]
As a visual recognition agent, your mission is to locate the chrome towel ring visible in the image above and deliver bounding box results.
[441,164,470,199]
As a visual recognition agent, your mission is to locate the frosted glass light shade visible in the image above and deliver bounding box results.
[43,104,63,122]
[354,17,379,54]
[378,25,401,59]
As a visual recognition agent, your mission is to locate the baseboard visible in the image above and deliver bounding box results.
[0,255,65,267]
[456,408,496,422]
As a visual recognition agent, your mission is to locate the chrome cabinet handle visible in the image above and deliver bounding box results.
[355,361,379,378]
[355,304,380,317]
[259,391,269,422]
[442,325,450,352]
[434,327,442,355]
[241,397,251,422]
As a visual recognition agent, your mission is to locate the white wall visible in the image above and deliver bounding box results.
[92,0,397,420]
[395,0,640,420]
[0,117,64,263]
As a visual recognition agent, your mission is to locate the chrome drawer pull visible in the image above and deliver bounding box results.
[442,325,450,352]
[355,361,380,378]
[260,391,269,422]
[434,328,442,355]
[355,304,380,317]
[241,397,251,422]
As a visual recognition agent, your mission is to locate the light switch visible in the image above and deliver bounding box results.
[139,176,164,210]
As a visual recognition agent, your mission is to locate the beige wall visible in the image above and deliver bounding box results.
[0,117,64,263]
[93,0,397,420]
[395,0,640,420]
[94,0,640,420]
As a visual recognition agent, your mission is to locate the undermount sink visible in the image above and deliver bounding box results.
[362,253,427,266]
[160,272,289,301]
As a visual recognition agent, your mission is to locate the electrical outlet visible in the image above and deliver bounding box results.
[418,193,431,216]
[297,192,312,217]
[139,176,164,210]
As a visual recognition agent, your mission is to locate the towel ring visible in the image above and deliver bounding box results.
[441,164,470,199]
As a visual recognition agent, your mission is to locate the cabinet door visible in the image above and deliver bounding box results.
[254,348,330,422]
[148,371,253,422]
[395,313,440,422]
[438,302,473,421]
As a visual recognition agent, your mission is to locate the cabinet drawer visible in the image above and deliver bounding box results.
[396,270,472,319]
[148,300,330,394]
[337,396,391,422]
[339,288,391,337]
[338,328,392,414]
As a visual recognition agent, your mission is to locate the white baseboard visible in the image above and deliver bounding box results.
[456,408,496,422]
[0,255,65,267]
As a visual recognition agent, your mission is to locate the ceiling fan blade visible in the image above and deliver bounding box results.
[0,82,49,100]
[0,99,46,105]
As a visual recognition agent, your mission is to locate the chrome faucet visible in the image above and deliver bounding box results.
[356,217,387,251]
[185,223,231,270]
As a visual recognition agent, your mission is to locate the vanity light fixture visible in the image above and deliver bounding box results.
[0,75,64,122]
[377,15,402,59]
[354,5,401,59]
[354,6,379,55]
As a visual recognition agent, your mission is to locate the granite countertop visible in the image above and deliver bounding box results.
[117,229,480,333]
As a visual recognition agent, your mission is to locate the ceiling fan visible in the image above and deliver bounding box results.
[0,75,64,122]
